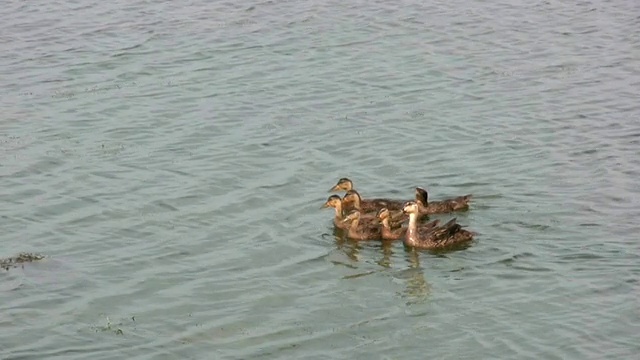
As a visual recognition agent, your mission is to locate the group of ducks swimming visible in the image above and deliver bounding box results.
[322,178,476,250]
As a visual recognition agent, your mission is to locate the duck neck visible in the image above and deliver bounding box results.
[351,196,361,210]
[348,217,360,236]
[406,213,418,245]
[334,202,344,220]
[381,218,390,230]
[381,218,392,236]
[418,191,429,207]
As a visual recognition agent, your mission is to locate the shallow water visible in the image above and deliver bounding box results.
[1,0,639,359]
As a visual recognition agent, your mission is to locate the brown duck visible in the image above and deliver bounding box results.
[414,187,472,215]
[376,208,407,241]
[402,202,474,249]
[341,210,382,240]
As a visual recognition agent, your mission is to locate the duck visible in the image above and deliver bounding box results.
[341,210,382,240]
[376,208,407,240]
[402,202,474,249]
[322,195,385,230]
[414,187,472,214]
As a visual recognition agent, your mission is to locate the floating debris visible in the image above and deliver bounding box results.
[91,315,137,335]
[1,252,45,271]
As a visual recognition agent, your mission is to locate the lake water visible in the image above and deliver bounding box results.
[1,0,639,359]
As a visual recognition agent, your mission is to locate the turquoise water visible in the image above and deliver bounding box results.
[2,0,639,359]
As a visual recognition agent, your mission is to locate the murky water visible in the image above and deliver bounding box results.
[2,0,639,359]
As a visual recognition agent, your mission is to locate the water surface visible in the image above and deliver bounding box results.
[1,0,639,359]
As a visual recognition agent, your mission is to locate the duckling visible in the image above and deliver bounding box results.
[402,202,474,249]
[322,195,382,230]
[376,208,406,240]
[414,187,472,214]
[341,210,382,240]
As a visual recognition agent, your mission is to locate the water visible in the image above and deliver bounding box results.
[1,0,639,358]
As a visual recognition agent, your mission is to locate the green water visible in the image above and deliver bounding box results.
[2,0,639,359]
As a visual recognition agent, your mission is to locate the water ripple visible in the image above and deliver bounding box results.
[2,0,640,359]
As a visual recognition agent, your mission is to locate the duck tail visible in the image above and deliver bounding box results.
[452,194,472,210]
[431,218,458,239]
[441,217,458,229]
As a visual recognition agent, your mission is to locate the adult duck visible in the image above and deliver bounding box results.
[402,202,474,249]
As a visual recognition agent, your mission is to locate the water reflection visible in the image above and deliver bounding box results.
[330,225,433,303]
[336,239,362,264]
[332,227,362,263]
[376,241,394,268]
[400,248,431,304]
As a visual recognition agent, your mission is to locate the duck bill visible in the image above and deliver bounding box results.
[321,202,330,209]
[328,184,342,192]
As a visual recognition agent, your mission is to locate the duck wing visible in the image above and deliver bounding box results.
[416,219,441,237]
[355,224,382,240]
[382,226,406,240]
[429,218,460,241]
[432,218,475,246]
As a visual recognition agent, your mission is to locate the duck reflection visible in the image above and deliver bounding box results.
[400,248,431,304]
[327,228,432,303]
